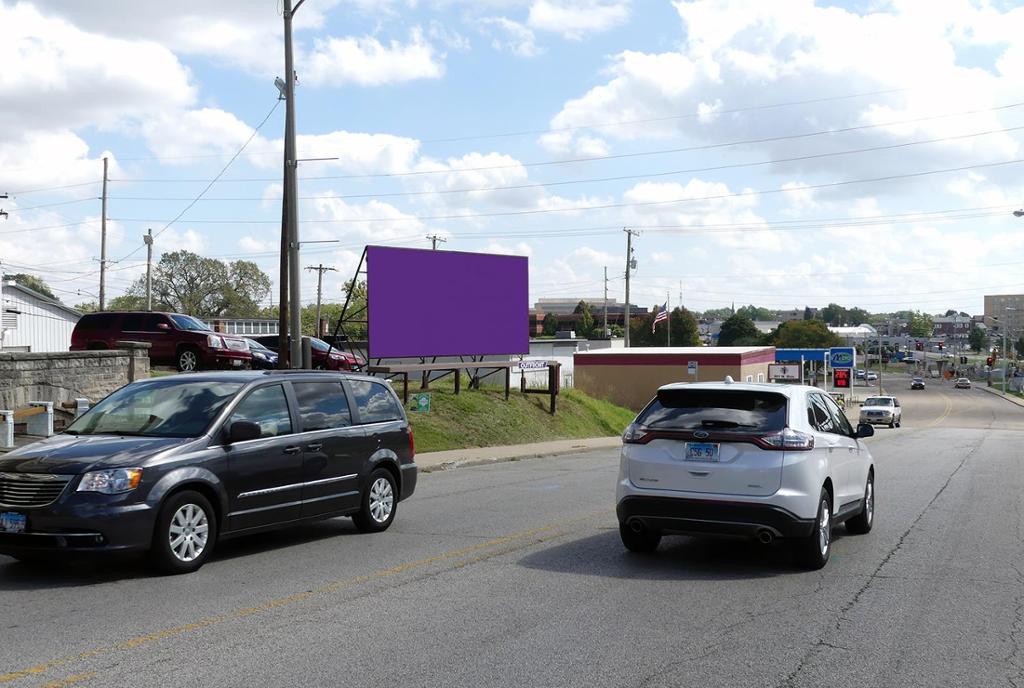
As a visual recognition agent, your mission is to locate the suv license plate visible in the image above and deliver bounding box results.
[0,512,26,534]
[684,442,720,462]
[231,359,243,367]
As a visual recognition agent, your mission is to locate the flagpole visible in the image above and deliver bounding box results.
[667,290,671,347]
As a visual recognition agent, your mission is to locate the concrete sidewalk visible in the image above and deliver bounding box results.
[978,384,1024,409]
[416,436,622,473]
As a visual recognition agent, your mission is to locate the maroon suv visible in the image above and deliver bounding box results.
[70,312,252,372]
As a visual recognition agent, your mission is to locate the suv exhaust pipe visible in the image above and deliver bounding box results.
[757,529,775,545]
[628,518,645,534]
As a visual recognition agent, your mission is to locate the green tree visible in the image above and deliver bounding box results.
[718,313,763,346]
[109,294,146,311]
[701,307,734,321]
[75,301,98,313]
[968,326,986,353]
[908,311,934,338]
[1015,336,1024,358]
[846,307,870,325]
[541,313,559,336]
[735,304,774,321]
[7,274,56,300]
[820,303,848,326]
[608,324,624,338]
[769,320,841,348]
[803,306,814,320]
[222,260,272,317]
[573,300,594,337]
[669,307,701,346]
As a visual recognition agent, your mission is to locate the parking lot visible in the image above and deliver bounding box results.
[1,375,1023,687]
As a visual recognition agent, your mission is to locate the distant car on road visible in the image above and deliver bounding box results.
[866,371,878,381]
[859,395,901,428]
[0,371,417,573]
[855,369,866,379]
[71,311,252,372]
[618,381,876,569]
[955,378,972,389]
[910,377,925,390]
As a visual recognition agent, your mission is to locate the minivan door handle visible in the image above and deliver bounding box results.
[306,443,323,452]
[283,446,301,455]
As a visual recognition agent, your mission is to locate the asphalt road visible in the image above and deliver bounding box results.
[1,376,1023,688]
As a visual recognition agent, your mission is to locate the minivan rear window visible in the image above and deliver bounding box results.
[637,389,787,432]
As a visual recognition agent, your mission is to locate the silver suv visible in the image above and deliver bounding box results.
[617,381,875,569]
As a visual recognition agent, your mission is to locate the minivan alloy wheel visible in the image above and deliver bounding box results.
[369,477,394,523]
[169,503,209,562]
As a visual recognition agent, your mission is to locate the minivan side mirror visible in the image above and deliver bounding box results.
[855,423,875,439]
[227,420,261,443]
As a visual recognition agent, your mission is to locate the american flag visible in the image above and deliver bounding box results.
[652,302,669,332]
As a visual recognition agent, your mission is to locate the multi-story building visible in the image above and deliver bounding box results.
[984,294,1024,341]
[534,297,641,315]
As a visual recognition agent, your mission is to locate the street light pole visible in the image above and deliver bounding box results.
[1003,306,1016,395]
[143,229,153,311]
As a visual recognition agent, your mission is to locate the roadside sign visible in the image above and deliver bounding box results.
[409,393,431,413]
[518,360,549,371]
[687,361,698,376]
[828,347,856,369]
[768,364,800,381]
[833,369,851,388]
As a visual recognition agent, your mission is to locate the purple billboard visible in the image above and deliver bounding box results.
[367,246,529,359]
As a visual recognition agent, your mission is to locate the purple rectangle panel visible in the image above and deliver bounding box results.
[367,246,529,358]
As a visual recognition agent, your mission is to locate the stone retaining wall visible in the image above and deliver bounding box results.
[0,345,150,410]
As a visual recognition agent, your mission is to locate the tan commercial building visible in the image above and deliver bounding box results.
[574,346,776,410]
[984,294,1024,341]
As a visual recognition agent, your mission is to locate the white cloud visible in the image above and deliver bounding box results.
[304,28,445,86]
[528,0,631,40]
[478,17,541,57]
[573,246,616,265]
[650,251,673,263]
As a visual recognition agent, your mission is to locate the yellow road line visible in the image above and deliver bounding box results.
[35,673,95,688]
[927,392,953,427]
[0,510,610,684]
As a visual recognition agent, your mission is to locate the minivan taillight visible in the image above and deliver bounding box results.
[757,428,814,451]
[408,428,415,458]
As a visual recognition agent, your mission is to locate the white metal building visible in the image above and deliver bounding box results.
[0,282,82,352]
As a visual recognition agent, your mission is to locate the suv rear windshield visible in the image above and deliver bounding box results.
[637,389,788,432]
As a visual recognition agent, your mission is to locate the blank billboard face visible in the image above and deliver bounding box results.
[367,246,529,358]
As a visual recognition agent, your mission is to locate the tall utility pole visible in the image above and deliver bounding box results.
[426,234,447,250]
[1003,307,1016,395]
[623,228,639,347]
[306,264,337,337]
[99,157,108,310]
[666,290,671,347]
[143,228,153,311]
[282,0,306,368]
[277,187,289,368]
[603,266,608,337]
[0,192,8,221]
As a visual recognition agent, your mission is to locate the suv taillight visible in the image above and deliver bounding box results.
[408,428,415,458]
[758,427,814,451]
[622,423,650,444]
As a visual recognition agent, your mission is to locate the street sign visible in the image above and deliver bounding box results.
[687,361,698,376]
[768,364,801,381]
[518,360,549,371]
[409,393,431,413]
[828,347,856,369]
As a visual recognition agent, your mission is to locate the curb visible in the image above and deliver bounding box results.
[417,437,622,474]
[978,385,1024,409]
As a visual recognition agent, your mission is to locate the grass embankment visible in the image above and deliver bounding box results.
[406,383,635,453]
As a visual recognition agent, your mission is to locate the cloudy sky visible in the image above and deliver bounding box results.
[3,0,1024,316]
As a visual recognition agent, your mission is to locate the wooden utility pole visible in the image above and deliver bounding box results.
[143,228,153,311]
[306,264,337,337]
[603,266,608,337]
[427,234,447,250]
[623,228,639,347]
[99,157,108,310]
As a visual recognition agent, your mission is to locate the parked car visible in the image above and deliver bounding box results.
[244,338,279,370]
[252,336,365,371]
[0,371,417,573]
[855,369,866,379]
[71,311,252,372]
[617,381,875,569]
[859,396,901,428]
[910,377,925,390]
[955,378,972,389]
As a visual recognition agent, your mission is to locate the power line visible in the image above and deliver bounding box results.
[5,181,102,196]
[105,100,1024,184]
[107,157,1024,226]
[3,197,98,213]
[111,99,282,265]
